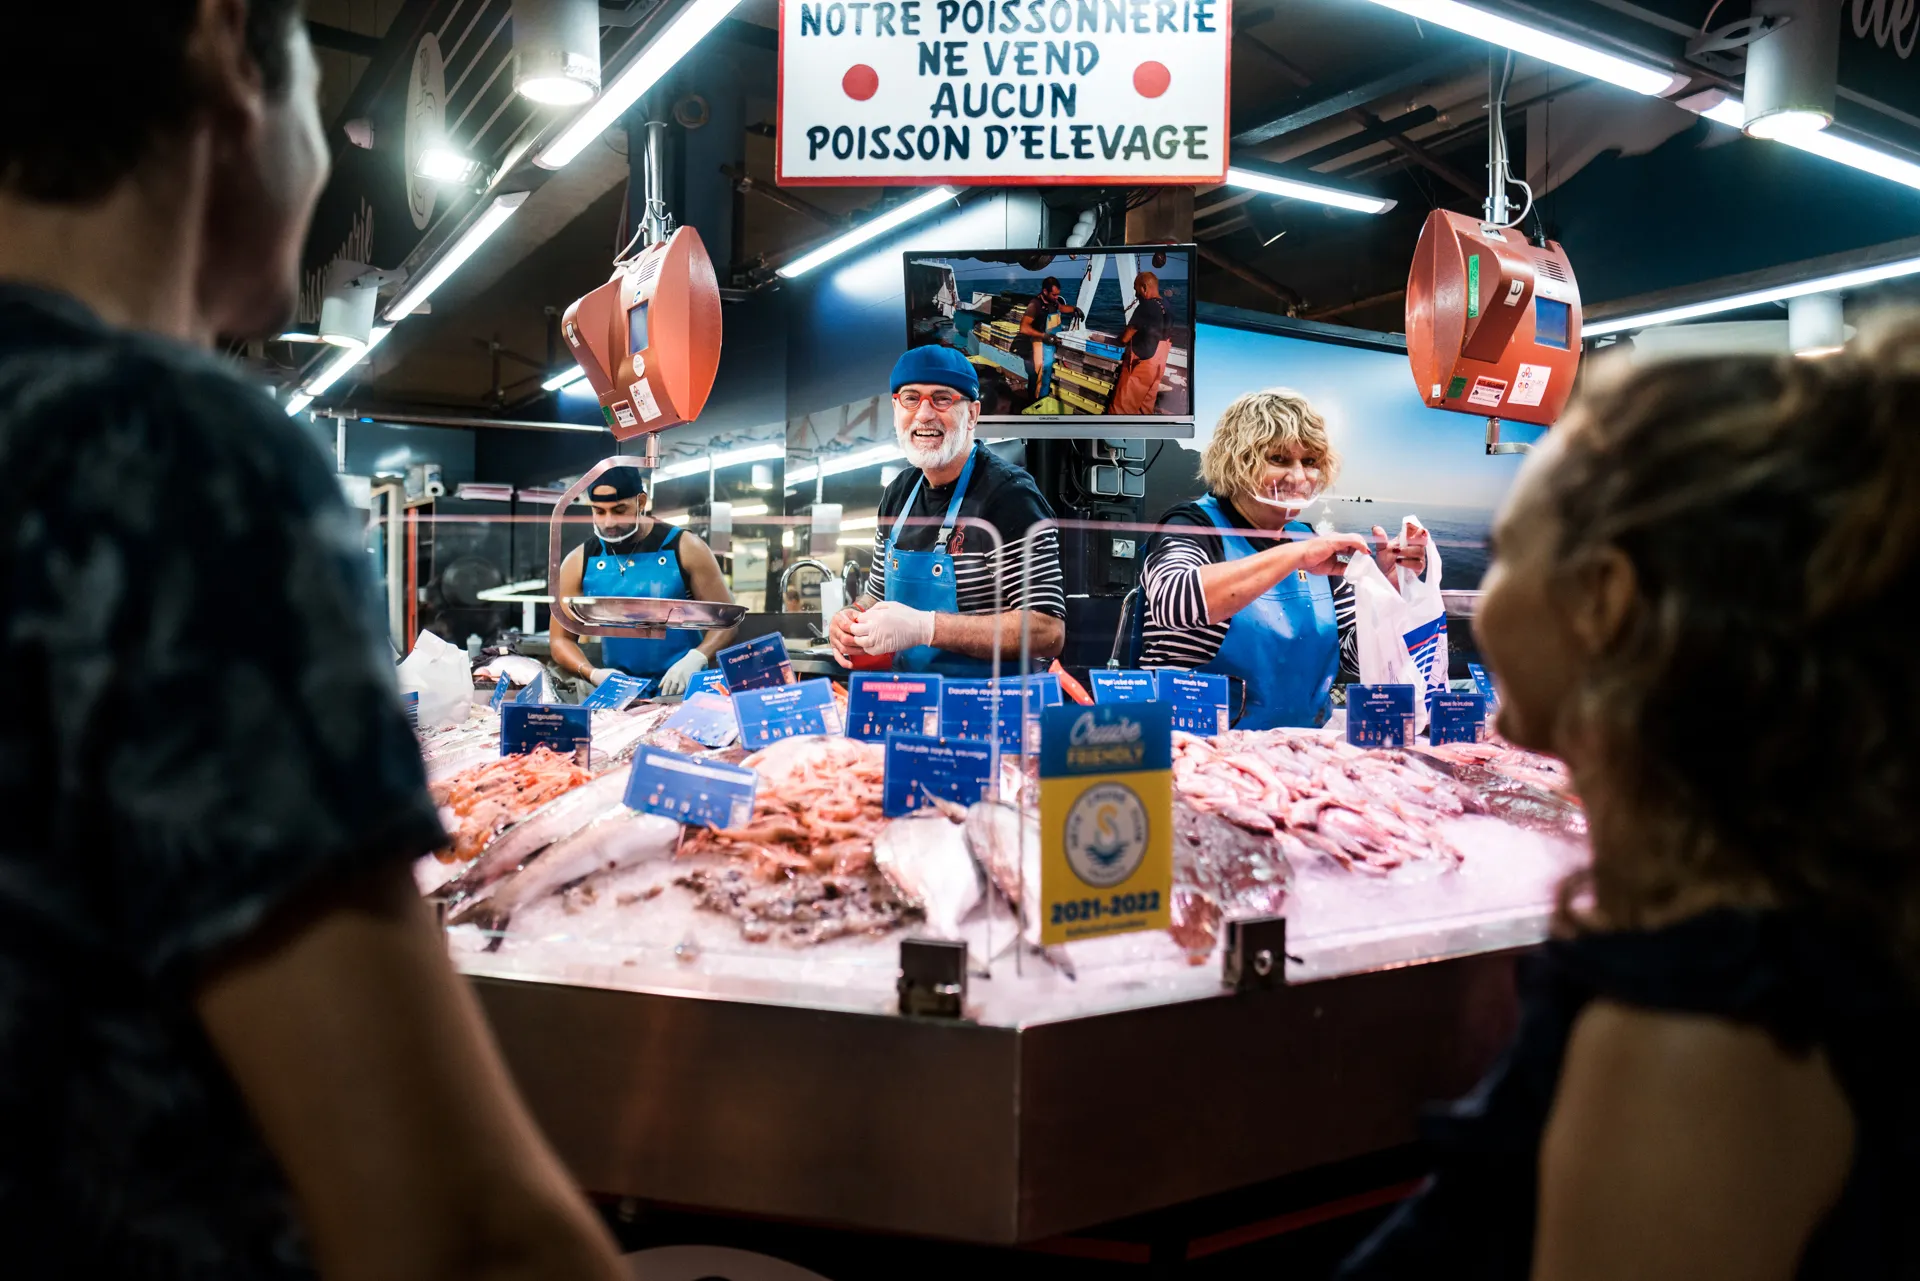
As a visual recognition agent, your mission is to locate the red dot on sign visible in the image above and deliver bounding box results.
[1134,61,1171,98]
[843,64,879,100]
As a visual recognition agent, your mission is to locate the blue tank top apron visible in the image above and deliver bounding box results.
[580,525,700,678]
[883,446,996,677]
[1193,493,1339,730]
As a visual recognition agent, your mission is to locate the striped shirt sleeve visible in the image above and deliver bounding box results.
[1141,531,1213,630]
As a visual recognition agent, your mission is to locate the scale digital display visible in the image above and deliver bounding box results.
[1534,297,1570,350]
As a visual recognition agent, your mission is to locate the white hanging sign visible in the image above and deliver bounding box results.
[777,0,1231,185]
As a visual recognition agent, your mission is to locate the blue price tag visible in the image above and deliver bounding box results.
[1429,692,1488,745]
[1348,684,1417,748]
[1159,671,1230,736]
[941,679,1024,753]
[732,679,843,747]
[403,690,421,730]
[582,672,655,710]
[846,673,944,741]
[881,732,996,817]
[687,667,729,697]
[662,691,741,747]
[489,675,512,710]
[514,672,547,705]
[717,633,794,693]
[501,703,591,757]
[625,746,758,828]
[1089,669,1158,704]
[1468,663,1500,708]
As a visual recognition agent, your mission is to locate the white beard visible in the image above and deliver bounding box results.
[896,414,975,473]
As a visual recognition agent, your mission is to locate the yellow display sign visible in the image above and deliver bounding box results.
[1037,702,1173,946]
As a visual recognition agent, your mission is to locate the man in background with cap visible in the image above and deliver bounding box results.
[829,346,1066,674]
[551,467,737,695]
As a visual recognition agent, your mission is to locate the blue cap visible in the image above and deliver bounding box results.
[586,467,646,503]
[890,344,980,400]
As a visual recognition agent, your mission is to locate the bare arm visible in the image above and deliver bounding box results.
[675,533,738,660]
[1195,533,1371,622]
[931,608,1065,661]
[196,863,627,1281]
[1533,999,1854,1281]
[547,547,594,680]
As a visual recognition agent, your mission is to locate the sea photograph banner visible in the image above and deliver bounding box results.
[778,0,1231,184]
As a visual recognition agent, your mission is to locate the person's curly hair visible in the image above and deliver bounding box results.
[1200,388,1342,498]
[1543,315,1920,973]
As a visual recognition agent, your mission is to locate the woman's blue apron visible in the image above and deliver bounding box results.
[883,446,994,677]
[580,525,700,678]
[1193,494,1339,730]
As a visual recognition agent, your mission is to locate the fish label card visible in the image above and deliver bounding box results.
[403,691,420,730]
[1429,692,1489,745]
[501,703,592,758]
[489,675,511,710]
[1089,669,1159,704]
[881,732,996,817]
[513,672,547,705]
[662,691,741,748]
[1348,684,1417,748]
[940,679,1024,754]
[625,747,757,829]
[1037,702,1173,946]
[732,678,843,747]
[687,667,729,697]
[1160,671,1231,736]
[1468,662,1501,709]
[716,633,794,692]
[847,672,943,741]
[582,671,655,711]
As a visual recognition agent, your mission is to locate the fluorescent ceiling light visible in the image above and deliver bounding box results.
[728,502,770,517]
[1354,0,1683,96]
[1223,167,1395,214]
[840,514,879,530]
[653,441,786,482]
[543,364,589,392]
[383,192,528,321]
[414,144,482,184]
[1745,108,1831,140]
[538,0,745,168]
[787,443,907,484]
[284,392,314,417]
[303,325,394,397]
[1694,94,1920,189]
[1584,257,1920,336]
[277,329,325,344]
[778,188,957,279]
[836,535,870,547]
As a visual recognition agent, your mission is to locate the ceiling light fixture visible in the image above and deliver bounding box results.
[1742,0,1838,139]
[285,392,315,417]
[294,325,396,413]
[514,0,602,106]
[318,259,382,348]
[383,192,528,321]
[542,364,589,392]
[414,143,484,184]
[653,441,786,482]
[1692,93,1920,189]
[1222,166,1395,214]
[787,443,907,484]
[538,0,744,167]
[1584,256,1920,336]
[1351,0,1685,96]
[777,188,959,278]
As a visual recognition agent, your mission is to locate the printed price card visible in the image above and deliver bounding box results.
[403,690,420,730]
[942,674,1063,753]
[662,691,741,748]
[489,675,511,710]
[582,672,656,711]
[687,667,729,697]
[1037,702,1173,945]
[881,732,996,817]
[1160,671,1230,736]
[717,633,794,692]
[1089,669,1158,704]
[501,703,592,758]
[513,672,547,705]
[732,679,843,747]
[1429,692,1488,746]
[1468,663,1501,709]
[1348,684,1417,748]
[625,747,758,829]
[847,672,943,741]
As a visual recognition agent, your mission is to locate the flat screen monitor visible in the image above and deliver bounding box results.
[902,246,1196,423]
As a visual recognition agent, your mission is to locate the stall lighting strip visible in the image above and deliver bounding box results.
[1694,94,1920,190]
[1584,254,1920,336]
[286,325,394,415]
[543,365,589,392]
[652,441,787,482]
[787,443,907,484]
[384,192,529,321]
[729,502,771,517]
[1222,167,1395,214]
[539,0,747,168]
[1350,0,1684,96]
[777,188,959,279]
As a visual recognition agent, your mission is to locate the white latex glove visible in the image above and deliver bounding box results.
[658,648,710,696]
[850,600,936,655]
[588,666,621,687]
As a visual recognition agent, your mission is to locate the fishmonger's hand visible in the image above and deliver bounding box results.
[828,605,865,666]
[849,600,936,655]
[1372,523,1429,578]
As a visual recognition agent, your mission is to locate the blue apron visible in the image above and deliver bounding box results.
[883,446,994,677]
[580,524,701,678]
[1194,494,1339,730]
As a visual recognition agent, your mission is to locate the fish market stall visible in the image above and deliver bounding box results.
[413,701,1586,1244]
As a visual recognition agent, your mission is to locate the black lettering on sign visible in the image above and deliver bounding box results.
[1046,40,1070,74]
[1194,0,1214,30]
[1013,40,1037,73]
[1051,83,1076,117]
[1098,124,1124,159]
[902,0,922,33]
[918,40,940,73]
[1122,124,1149,159]
[1155,0,1175,29]
[1020,123,1044,158]
[848,2,872,32]
[1071,122,1093,158]
[1153,124,1178,158]
[800,3,822,35]
[1026,0,1046,31]
[986,124,1011,158]
[825,4,846,34]
[832,125,855,158]
[871,125,893,162]
[1184,124,1207,158]
[875,2,898,34]
[945,124,970,159]
[1076,40,1099,72]
[936,0,958,29]
[807,125,830,158]
[930,83,958,116]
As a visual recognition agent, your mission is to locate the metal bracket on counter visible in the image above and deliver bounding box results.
[1223,916,1294,992]
[897,937,969,1019]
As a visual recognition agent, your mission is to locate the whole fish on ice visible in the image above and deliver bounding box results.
[451,808,682,934]
[874,814,982,939]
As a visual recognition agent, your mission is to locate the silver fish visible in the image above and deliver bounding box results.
[434,766,635,904]
[874,814,982,939]
[452,808,682,934]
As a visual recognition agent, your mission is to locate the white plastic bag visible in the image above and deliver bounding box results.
[1342,517,1446,733]
[397,630,472,730]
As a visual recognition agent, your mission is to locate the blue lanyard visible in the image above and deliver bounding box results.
[887,444,979,551]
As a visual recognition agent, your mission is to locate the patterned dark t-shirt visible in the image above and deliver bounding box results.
[0,286,447,1277]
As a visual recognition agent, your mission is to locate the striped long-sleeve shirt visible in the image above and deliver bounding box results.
[866,444,1068,620]
[1139,498,1358,676]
